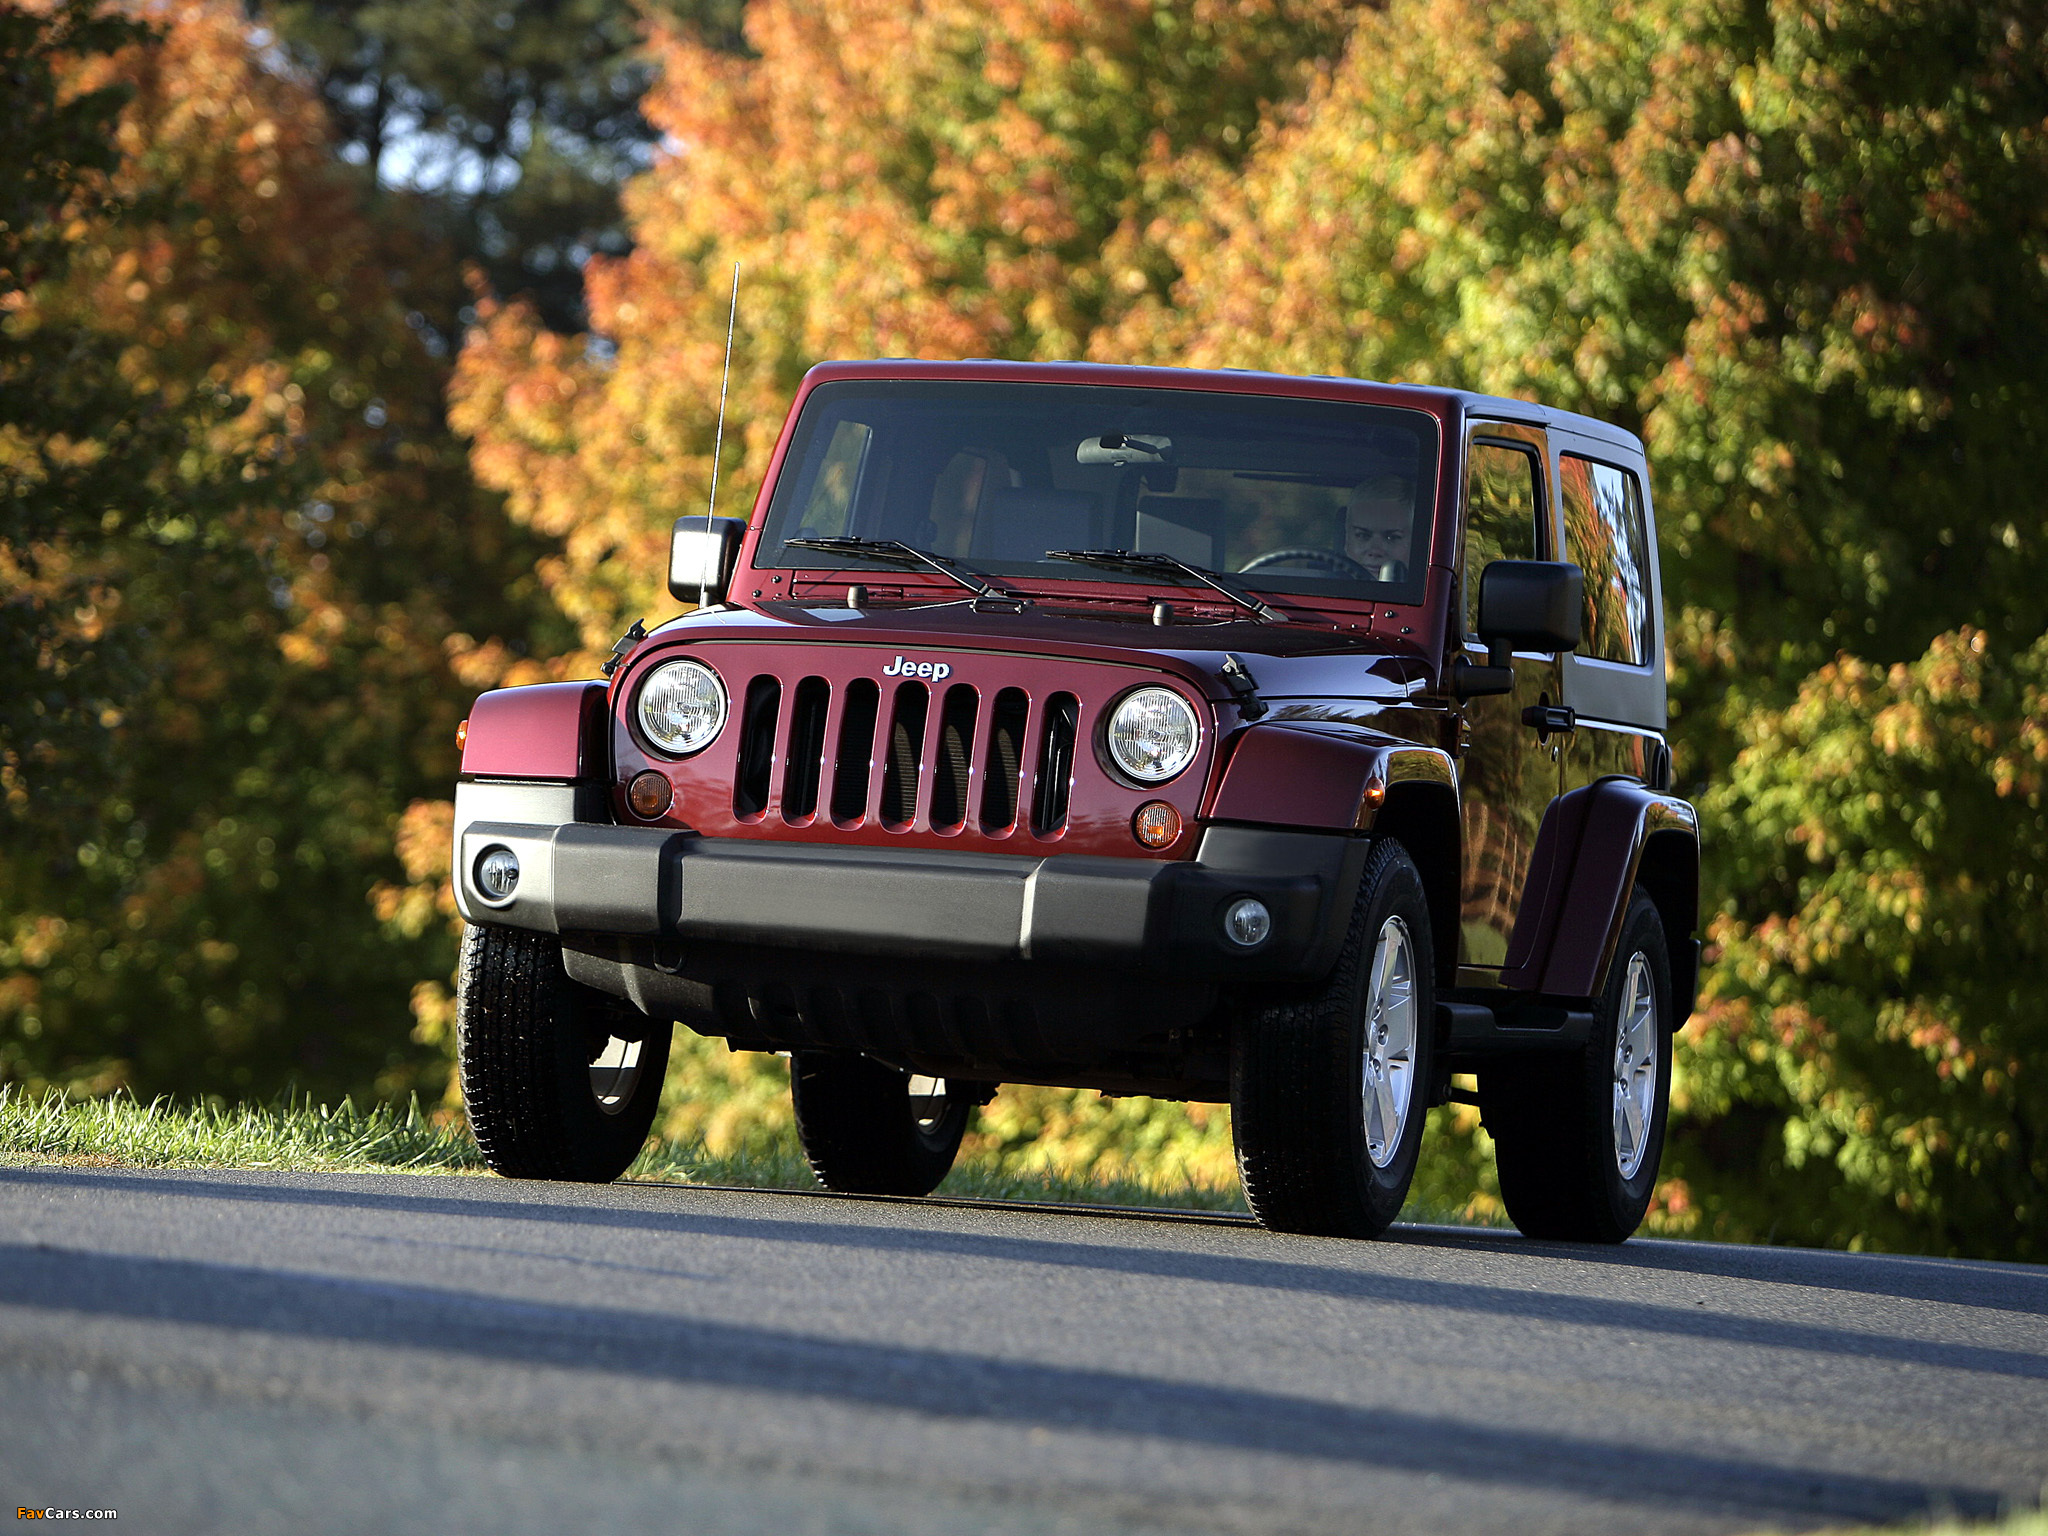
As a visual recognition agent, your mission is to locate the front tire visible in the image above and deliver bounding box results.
[457,924,672,1182]
[791,1054,980,1197]
[1485,892,1672,1242]
[1231,838,1438,1238]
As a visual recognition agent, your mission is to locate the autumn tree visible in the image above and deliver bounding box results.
[1109,0,2048,678]
[1106,0,2048,1252]
[451,0,1350,658]
[1,0,563,1101]
[1680,630,2047,1258]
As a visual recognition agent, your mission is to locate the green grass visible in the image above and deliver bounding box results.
[0,1086,1251,1211]
[1783,1516,2048,1536]
[0,1088,1524,1220]
[0,1087,488,1175]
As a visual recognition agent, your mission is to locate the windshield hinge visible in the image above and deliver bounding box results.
[602,618,647,678]
[1220,652,1267,720]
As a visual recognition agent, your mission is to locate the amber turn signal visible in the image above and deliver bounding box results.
[1132,800,1182,849]
[627,770,673,819]
[455,718,469,753]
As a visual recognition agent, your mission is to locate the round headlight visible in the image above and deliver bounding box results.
[636,657,727,756]
[1106,686,1200,783]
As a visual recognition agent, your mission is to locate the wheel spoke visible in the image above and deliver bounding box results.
[1610,952,1660,1179]
[1360,915,1416,1169]
[1376,1070,1402,1151]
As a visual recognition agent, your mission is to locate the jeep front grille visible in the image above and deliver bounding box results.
[733,673,1080,838]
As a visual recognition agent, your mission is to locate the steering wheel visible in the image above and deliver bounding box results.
[1238,547,1380,582]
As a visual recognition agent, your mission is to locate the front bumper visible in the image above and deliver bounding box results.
[453,781,1366,978]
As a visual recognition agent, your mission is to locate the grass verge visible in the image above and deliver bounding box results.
[1786,1517,2048,1536]
[0,1087,1252,1212]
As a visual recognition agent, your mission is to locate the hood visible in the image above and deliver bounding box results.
[642,596,1438,705]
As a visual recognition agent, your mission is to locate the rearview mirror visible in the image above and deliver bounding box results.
[1076,432,1173,467]
[1476,560,1583,664]
[669,515,747,605]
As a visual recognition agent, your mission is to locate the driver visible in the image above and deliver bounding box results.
[1343,476,1415,580]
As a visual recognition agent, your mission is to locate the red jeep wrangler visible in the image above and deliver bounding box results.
[451,360,1698,1242]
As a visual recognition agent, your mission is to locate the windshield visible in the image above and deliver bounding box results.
[757,380,1440,607]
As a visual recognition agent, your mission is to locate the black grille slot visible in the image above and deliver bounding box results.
[733,675,781,818]
[831,678,879,822]
[880,683,929,829]
[1032,692,1079,835]
[931,685,979,832]
[980,687,1028,832]
[783,676,830,820]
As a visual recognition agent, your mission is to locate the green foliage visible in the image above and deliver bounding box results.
[1107,0,2048,1257]
[0,0,240,840]
[1114,0,2048,679]
[1672,629,2047,1256]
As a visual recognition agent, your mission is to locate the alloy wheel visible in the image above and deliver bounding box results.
[1361,915,1417,1168]
[1611,953,1660,1179]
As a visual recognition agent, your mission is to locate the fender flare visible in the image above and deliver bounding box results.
[460,680,610,782]
[1500,776,1699,1019]
[1205,722,1455,833]
[1206,723,1462,986]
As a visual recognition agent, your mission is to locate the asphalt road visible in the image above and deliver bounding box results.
[0,1166,2042,1536]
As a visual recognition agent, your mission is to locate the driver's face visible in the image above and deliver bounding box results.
[1345,498,1412,570]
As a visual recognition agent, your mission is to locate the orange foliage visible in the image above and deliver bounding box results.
[452,0,1345,662]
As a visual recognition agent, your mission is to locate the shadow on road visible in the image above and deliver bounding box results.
[6,1168,2044,1382]
[0,1238,2010,1529]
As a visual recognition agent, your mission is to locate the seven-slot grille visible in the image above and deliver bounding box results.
[731,673,1081,837]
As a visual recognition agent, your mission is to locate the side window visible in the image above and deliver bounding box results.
[793,419,872,539]
[1462,441,1541,637]
[1559,455,1653,666]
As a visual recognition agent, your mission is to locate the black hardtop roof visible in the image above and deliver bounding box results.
[801,358,1647,459]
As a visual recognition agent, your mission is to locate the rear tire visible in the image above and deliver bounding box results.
[1230,838,1437,1238]
[457,923,671,1182]
[791,1054,980,1197]
[1485,893,1672,1242]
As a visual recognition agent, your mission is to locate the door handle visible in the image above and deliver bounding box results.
[1521,703,1576,737]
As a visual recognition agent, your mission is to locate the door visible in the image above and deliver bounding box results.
[1554,444,1666,793]
[1455,427,1564,985]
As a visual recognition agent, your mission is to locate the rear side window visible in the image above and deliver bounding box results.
[1559,455,1653,667]
[1462,441,1541,637]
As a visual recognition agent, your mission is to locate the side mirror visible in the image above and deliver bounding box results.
[1477,559,1583,665]
[669,515,747,605]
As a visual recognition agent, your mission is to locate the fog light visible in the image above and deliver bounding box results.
[476,846,520,902]
[1132,800,1182,849]
[627,769,673,819]
[1223,896,1271,947]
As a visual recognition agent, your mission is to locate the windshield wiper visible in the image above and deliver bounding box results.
[1045,549,1286,623]
[784,537,1028,610]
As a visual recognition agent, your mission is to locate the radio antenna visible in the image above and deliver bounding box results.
[698,261,740,603]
